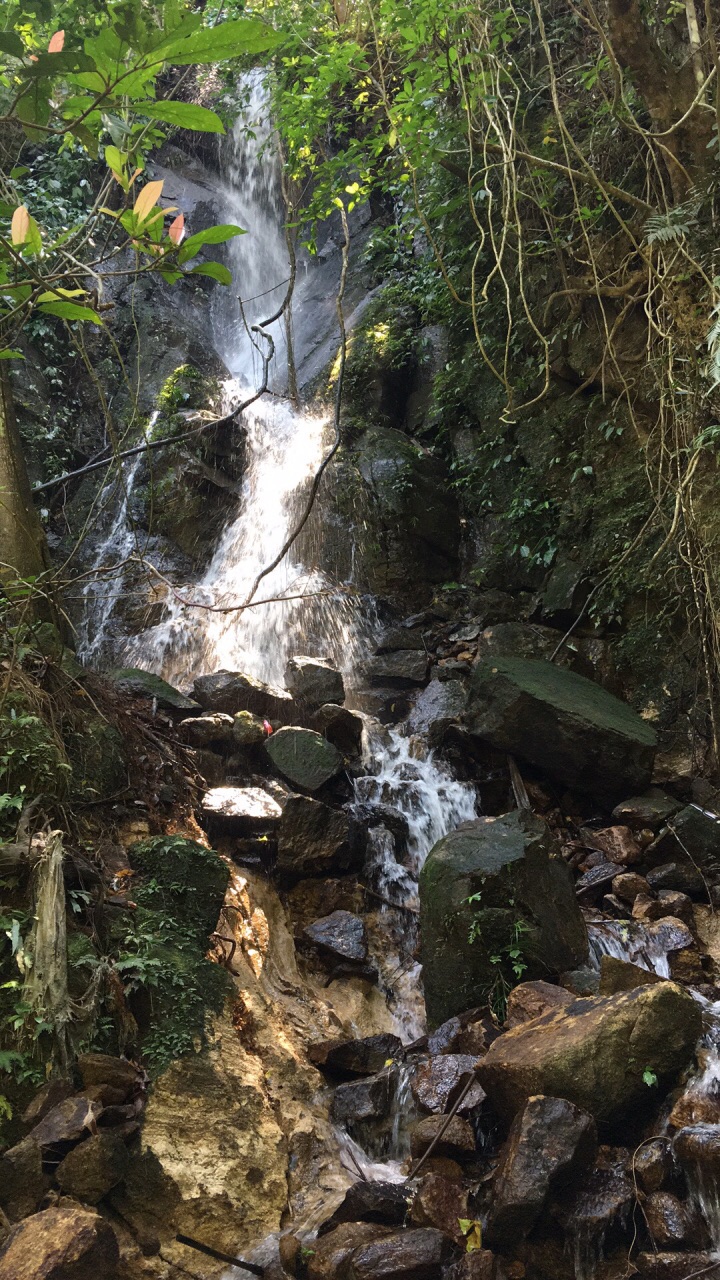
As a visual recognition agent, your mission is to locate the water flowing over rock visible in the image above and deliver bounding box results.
[419,811,587,1026]
[467,655,657,800]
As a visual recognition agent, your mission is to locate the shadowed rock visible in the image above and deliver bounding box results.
[285,657,345,707]
[193,669,295,722]
[277,795,352,876]
[0,1204,119,1280]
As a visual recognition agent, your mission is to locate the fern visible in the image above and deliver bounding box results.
[707,303,720,389]
[644,198,700,245]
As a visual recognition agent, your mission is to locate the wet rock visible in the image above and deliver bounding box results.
[55,1130,129,1203]
[232,710,266,748]
[409,1114,476,1161]
[612,789,683,831]
[277,795,352,877]
[312,703,364,756]
[554,1146,634,1247]
[178,712,235,748]
[467,656,656,801]
[635,1139,673,1193]
[303,910,368,964]
[505,981,573,1028]
[307,1223,395,1280]
[427,1014,488,1058]
[475,983,701,1123]
[602,892,632,919]
[646,917,695,953]
[634,1253,720,1279]
[320,1181,412,1232]
[375,625,427,654]
[410,1172,467,1242]
[444,1252,497,1280]
[265,726,343,791]
[559,966,600,996]
[188,747,225,788]
[580,825,642,865]
[420,1157,464,1182]
[612,872,650,904]
[331,1070,395,1129]
[419,811,587,1026]
[26,1095,103,1151]
[575,862,620,903]
[670,1089,720,1129]
[285,657,345,707]
[485,1095,597,1243]
[341,1226,450,1279]
[367,651,429,686]
[309,1034,404,1077]
[411,1055,486,1115]
[0,1203,119,1280]
[657,890,694,926]
[598,956,665,994]
[193,669,295,722]
[646,1191,698,1249]
[647,862,707,898]
[649,805,720,869]
[406,680,467,746]
[0,1138,49,1219]
[669,947,705,984]
[109,667,198,712]
[21,1079,74,1127]
[201,785,282,832]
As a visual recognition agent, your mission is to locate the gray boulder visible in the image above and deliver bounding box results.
[418,811,587,1026]
[201,785,282,832]
[285,657,345,707]
[406,679,467,745]
[304,910,368,963]
[367,651,429,687]
[265,726,343,791]
[467,656,656,801]
[193,669,295,722]
[178,713,235,748]
[277,795,352,877]
[312,703,364,757]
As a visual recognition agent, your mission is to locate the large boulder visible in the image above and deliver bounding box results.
[418,811,587,1026]
[193,670,295,722]
[467,656,656,801]
[0,1138,49,1219]
[277,795,353,877]
[285,657,345,707]
[406,680,467,745]
[485,1095,597,1242]
[266,727,343,791]
[0,1204,119,1280]
[109,668,198,712]
[55,1131,129,1204]
[201,785,282,833]
[476,982,701,1123]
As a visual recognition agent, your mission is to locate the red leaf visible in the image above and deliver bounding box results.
[263,720,273,736]
[48,30,65,52]
[168,213,185,245]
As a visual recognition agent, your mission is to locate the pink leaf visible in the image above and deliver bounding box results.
[168,213,185,245]
[263,720,273,736]
[48,30,65,52]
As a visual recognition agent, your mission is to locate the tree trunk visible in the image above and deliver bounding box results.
[0,364,53,599]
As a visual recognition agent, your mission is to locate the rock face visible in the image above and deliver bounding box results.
[476,982,701,1123]
[265,726,343,791]
[193,669,295,722]
[285,657,345,707]
[0,1204,119,1280]
[418,811,587,1026]
[201,785,282,832]
[485,1095,597,1242]
[277,795,352,876]
[467,656,657,800]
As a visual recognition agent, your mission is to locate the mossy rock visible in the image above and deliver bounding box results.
[65,717,126,801]
[129,836,229,939]
[109,668,199,712]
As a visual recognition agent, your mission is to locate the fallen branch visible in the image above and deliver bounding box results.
[175,1234,264,1278]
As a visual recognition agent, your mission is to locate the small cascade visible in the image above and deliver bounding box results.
[586,917,670,977]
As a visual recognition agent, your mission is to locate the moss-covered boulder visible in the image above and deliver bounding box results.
[476,982,701,1124]
[110,668,199,712]
[418,811,587,1027]
[265,726,343,791]
[467,656,656,802]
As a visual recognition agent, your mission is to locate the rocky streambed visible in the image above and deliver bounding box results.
[2,608,720,1280]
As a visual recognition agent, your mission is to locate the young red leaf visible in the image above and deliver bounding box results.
[168,213,185,245]
[48,30,65,52]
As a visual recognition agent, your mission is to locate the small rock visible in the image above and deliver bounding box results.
[0,1204,119,1280]
[673,1125,720,1182]
[646,917,695,953]
[309,1034,404,1077]
[643,1191,704,1248]
[303,911,368,964]
[505,981,573,1028]
[312,704,364,756]
[77,1054,139,1097]
[669,1092,720,1128]
[55,1131,129,1203]
[0,1139,48,1218]
[656,890,694,926]
[320,1181,412,1233]
[580,825,642,865]
[21,1079,74,1127]
[410,1172,467,1242]
[444,1252,497,1280]
[634,1253,719,1279]
[420,1157,465,1182]
[26,1095,103,1151]
[331,1072,395,1128]
[554,1145,634,1243]
[485,1095,597,1243]
[232,710,266,748]
[649,806,720,870]
[406,680,467,746]
[341,1226,450,1280]
[601,893,631,919]
[427,1015,487,1058]
[598,956,664,995]
[410,1114,476,1161]
[307,1224,395,1280]
[201,785,282,832]
[669,948,705,984]
[411,1055,486,1115]
[110,668,198,712]
[367,651,429,686]
[633,894,672,922]
[612,872,650,904]
[285,657,345,707]
[575,863,620,903]
[612,790,683,832]
[277,796,352,877]
[647,862,707,898]
[634,1139,673,1193]
[265,725,343,790]
[178,713,235,748]
[559,966,600,996]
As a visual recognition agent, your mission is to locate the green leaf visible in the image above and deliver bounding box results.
[154,17,281,65]
[38,301,101,323]
[0,350,24,360]
[0,32,24,58]
[189,261,232,284]
[16,79,51,138]
[22,50,95,77]
[177,223,245,264]
[135,100,225,133]
[105,144,125,172]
